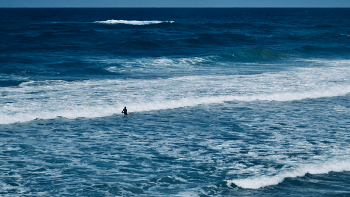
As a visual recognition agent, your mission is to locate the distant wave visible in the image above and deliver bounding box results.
[222,48,285,61]
[227,158,350,189]
[94,20,174,25]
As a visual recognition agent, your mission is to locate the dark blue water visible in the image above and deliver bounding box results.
[1,8,350,196]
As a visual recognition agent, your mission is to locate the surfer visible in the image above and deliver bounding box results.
[122,106,128,115]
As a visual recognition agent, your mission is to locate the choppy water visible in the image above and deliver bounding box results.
[1,8,350,196]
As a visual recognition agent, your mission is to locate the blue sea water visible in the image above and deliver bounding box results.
[1,8,350,196]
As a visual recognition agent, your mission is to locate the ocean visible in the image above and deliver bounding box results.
[1,8,350,196]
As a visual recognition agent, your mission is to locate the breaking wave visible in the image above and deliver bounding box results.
[1,59,350,125]
[227,159,350,189]
[94,20,174,25]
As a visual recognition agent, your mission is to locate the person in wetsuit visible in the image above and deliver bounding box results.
[122,106,128,115]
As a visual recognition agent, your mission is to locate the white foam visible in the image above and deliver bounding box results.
[102,57,207,73]
[1,62,350,124]
[0,181,28,195]
[0,74,29,81]
[227,159,350,189]
[94,20,174,25]
[2,84,349,125]
[234,85,350,102]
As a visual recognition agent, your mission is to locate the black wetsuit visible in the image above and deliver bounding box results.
[122,107,128,115]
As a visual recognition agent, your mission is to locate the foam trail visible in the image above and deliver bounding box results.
[130,85,350,112]
[0,106,120,125]
[2,83,349,125]
[227,159,350,189]
[94,20,174,25]
[235,85,350,102]
[2,63,350,124]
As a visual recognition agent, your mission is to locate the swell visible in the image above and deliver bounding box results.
[219,48,286,62]
[299,45,350,56]
[3,17,349,59]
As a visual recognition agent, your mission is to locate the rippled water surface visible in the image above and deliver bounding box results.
[1,8,350,196]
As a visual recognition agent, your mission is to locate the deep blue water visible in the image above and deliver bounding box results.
[1,8,350,196]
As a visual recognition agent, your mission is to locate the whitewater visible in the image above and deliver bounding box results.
[2,59,350,125]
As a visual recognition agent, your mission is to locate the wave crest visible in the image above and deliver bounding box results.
[94,20,174,25]
[227,159,350,189]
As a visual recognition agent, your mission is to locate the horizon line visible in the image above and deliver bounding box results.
[1,7,349,8]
